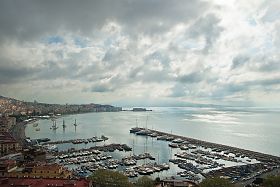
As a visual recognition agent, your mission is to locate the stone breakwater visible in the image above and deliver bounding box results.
[131,127,280,166]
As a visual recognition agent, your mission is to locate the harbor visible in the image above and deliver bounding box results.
[24,108,280,184]
[129,127,280,183]
[27,122,280,184]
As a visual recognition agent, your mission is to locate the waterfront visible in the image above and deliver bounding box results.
[25,106,280,181]
[26,106,280,156]
[22,108,279,181]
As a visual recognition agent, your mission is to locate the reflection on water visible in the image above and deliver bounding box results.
[26,107,280,164]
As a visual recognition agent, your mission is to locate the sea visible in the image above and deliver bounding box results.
[25,106,280,178]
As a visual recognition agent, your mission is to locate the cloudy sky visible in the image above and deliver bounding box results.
[0,0,279,106]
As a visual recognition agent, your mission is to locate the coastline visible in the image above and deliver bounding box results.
[10,119,37,145]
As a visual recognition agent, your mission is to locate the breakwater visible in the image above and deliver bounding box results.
[133,127,280,165]
[130,127,280,183]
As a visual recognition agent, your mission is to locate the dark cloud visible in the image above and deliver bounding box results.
[244,78,280,87]
[168,84,187,97]
[0,0,210,42]
[231,53,280,72]
[187,14,223,53]
[257,60,280,72]
[0,54,42,84]
[177,72,203,83]
[231,55,250,69]
[210,77,280,100]
[0,0,279,105]
[90,84,114,93]
[144,51,170,68]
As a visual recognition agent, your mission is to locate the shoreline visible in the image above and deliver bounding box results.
[10,119,38,145]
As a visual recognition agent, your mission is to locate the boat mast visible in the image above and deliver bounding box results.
[145,115,148,165]
[132,139,135,155]
[145,115,148,129]
[74,119,77,131]
[63,119,66,129]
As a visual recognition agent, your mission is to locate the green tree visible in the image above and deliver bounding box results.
[89,169,132,187]
[135,176,154,187]
[200,177,233,187]
[263,175,280,187]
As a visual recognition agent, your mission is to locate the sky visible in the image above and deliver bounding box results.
[0,0,280,107]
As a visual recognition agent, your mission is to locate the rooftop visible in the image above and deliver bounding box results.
[0,178,91,187]
[0,132,17,144]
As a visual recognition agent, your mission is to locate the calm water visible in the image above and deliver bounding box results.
[25,106,280,177]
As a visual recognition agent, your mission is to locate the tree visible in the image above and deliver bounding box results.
[134,176,154,187]
[263,175,280,187]
[89,169,132,187]
[200,177,233,187]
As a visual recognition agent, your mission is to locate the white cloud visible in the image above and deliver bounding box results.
[0,0,279,106]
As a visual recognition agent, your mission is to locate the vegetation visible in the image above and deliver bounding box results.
[89,169,133,187]
[200,177,233,187]
[263,175,280,187]
[134,176,154,187]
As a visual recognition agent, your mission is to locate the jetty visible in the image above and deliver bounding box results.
[130,127,280,183]
[130,127,280,164]
[41,136,109,145]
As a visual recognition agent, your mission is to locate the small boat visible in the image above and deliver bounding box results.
[35,128,40,131]
[149,132,158,137]
[33,123,38,127]
[179,144,189,150]
[136,129,151,136]
[169,143,179,148]
[172,138,184,143]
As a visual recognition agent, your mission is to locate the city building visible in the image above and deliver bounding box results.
[0,160,17,177]
[8,163,72,179]
[161,178,199,187]
[0,177,92,187]
[0,132,21,156]
[0,117,16,132]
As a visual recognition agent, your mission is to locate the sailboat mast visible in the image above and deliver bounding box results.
[63,119,66,129]
[133,139,135,155]
[145,115,148,129]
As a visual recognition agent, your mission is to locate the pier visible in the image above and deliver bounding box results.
[130,127,280,183]
[131,127,280,164]
[41,136,109,145]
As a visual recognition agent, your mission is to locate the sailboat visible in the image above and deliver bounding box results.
[130,119,141,133]
[73,119,77,132]
[62,119,66,129]
[50,120,59,130]
[135,116,151,136]
[73,119,77,127]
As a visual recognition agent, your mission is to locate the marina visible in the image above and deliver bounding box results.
[29,124,280,184]
[25,107,280,184]
[129,127,280,183]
